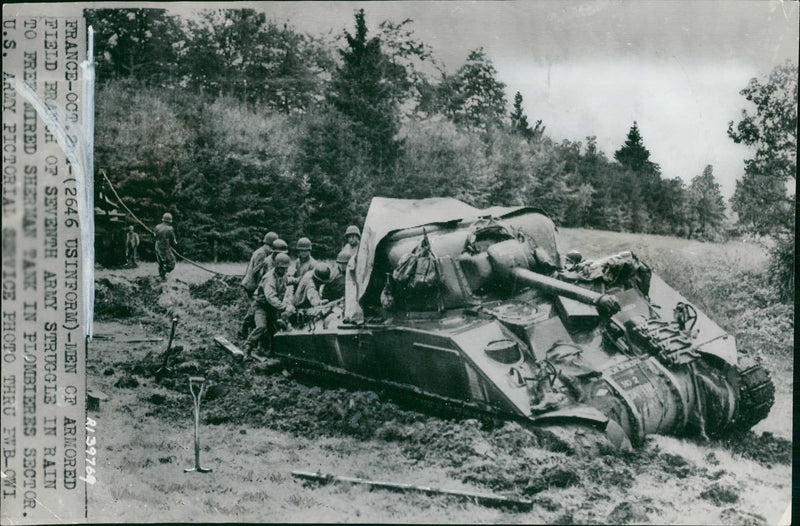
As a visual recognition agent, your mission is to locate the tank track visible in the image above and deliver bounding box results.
[287,363,584,453]
[286,361,506,425]
[729,358,775,433]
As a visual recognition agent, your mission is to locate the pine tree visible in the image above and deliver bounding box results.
[614,121,657,173]
[328,9,401,172]
[509,92,544,141]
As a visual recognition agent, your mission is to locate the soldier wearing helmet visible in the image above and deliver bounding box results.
[339,225,360,260]
[241,231,279,295]
[153,212,177,280]
[288,237,316,286]
[294,263,333,309]
[262,238,288,275]
[245,252,295,358]
[239,231,279,339]
[345,225,360,246]
[125,225,140,268]
[321,248,350,301]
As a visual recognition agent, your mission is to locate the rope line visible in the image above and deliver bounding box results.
[100,170,238,278]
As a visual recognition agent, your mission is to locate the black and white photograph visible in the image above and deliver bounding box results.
[1,1,796,524]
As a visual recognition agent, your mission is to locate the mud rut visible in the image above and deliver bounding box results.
[93,274,791,523]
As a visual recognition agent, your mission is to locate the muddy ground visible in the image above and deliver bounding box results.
[87,234,792,524]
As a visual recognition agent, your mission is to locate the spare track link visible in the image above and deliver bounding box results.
[730,359,775,433]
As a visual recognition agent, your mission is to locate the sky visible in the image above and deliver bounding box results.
[10,1,800,198]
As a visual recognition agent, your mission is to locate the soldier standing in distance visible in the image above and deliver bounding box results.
[154,212,177,280]
[125,225,140,268]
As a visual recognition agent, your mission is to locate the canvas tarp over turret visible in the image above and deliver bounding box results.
[344,197,531,320]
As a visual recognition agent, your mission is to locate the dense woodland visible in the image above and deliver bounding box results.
[88,9,796,296]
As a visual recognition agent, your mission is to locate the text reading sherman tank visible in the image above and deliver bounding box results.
[273,198,773,449]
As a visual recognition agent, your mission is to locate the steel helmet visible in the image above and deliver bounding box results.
[263,231,279,245]
[565,250,583,265]
[312,263,332,283]
[345,225,360,238]
[336,248,351,265]
[296,237,312,251]
[272,239,288,253]
[274,253,291,269]
[162,212,173,223]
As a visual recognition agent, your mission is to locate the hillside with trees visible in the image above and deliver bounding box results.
[88,8,795,298]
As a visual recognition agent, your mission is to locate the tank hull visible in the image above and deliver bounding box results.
[271,198,773,448]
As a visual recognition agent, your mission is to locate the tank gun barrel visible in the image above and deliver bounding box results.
[510,267,603,306]
[487,239,620,314]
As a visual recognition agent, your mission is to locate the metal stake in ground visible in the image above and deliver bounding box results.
[291,470,533,511]
[184,376,213,473]
[155,316,179,379]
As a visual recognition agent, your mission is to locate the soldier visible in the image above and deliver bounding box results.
[245,252,295,358]
[288,237,316,285]
[263,238,289,273]
[241,232,279,295]
[239,231,279,339]
[321,248,349,301]
[294,263,332,309]
[339,225,360,260]
[125,225,140,268]
[153,213,177,280]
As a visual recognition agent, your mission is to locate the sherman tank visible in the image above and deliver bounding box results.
[272,198,774,449]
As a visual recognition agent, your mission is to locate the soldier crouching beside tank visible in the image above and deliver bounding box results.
[321,249,350,302]
[154,213,177,280]
[245,252,295,359]
[294,263,333,309]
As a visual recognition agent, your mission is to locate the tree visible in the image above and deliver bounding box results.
[728,62,796,298]
[328,9,401,173]
[614,121,659,174]
[394,119,488,204]
[440,48,508,131]
[377,18,435,114]
[728,62,797,236]
[509,92,544,141]
[85,8,184,85]
[293,106,375,257]
[612,121,686,235]
[181,9,331,111]
[483,128,536,206]
[94,80,191,228]
[686,165,727,240]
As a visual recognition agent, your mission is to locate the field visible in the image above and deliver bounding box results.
[86,228,792,524]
